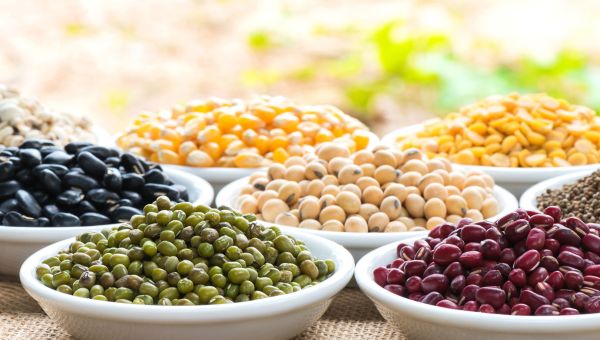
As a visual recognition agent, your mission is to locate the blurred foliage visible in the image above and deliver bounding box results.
[244,19,600,120]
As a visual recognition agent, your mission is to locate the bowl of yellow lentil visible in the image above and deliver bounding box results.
[381,93,600,195]
[115,95,378,192]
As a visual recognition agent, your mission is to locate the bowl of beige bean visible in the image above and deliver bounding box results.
[216,143,518,261]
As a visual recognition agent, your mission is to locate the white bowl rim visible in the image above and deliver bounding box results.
[519,169,598,211]
[0,167,214,242]
[355,236,600,332]
[380,124,600,180]
[19,227,354,323]
[216,176,518,246]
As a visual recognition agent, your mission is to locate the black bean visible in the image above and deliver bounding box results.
[64,142,94,155]
[51,212,81,227]
[77,200,98,214]
[122,173,145,191]
[37,217,50,227]
[19,148,42,167]
[15,190,41,218]
[31,191,49,206]
[108,148,120,158]
[40,146,63,158]
[121,152,145,175]
[19,140,43,149]
[42,204,61,219]
[0,159,15,181]
[77,151,108,178]
[0,180,21,199]
[15,169,33,187]
[80,212,112,226]
[56,189,85,206]
[141,183,180,201]
[118,199,132,207]
[3,211,38,227]
[63,172,99,192]
[0,151,14,157]
[86,188,120,207]
[143,168,167,184]
[0,199,18,213]
[79,146,111,160]
[102,168,122,192]
[39,169,62,195]
[43,151,74,165]
[112,206,143,223]
[33,164,69,178]
[172,184,189,201]
[121,191,142,206]
[104,157,121,168]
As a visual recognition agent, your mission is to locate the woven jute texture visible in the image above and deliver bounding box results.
[0,276,403,340]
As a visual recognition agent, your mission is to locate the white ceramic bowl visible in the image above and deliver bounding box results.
[20,228,354,340]
[0,168,214,277]
[161,131,380,194]
[216,176,518,261]
[381,125,600,196]
[519,169,597,212]
[356,236,600,340]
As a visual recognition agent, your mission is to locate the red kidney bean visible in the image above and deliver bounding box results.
[555,289,576,300]
[540,249,554,257]
[585,296,600,313]
[479,304,496,313]
[526,228,546,250]
[520,289,550,311]
[547,271,565,290]
[442,261,464,279]
[561,245,585,258]
[423,263,442,277]
[560,307,580,315]
[384,284,405,296]
[497,211,520,229]
[514,250,541,272]
[408,292,423,301]
[386,268,405,285]
[461,225,486,243]
[458,284,480,305]
[495,304,510,314]
[565,271,584,290]
[420,291,444,305]
[514,240,527,257]
[584,275,600,289]
[457,218,473,228]
[552,297,571,310]
[509,268,527,287]
[566,217,589,237]
[466,272,482,286]
[502,281,517,300]
[414,239,431,252]
[398,246,416,261]
[535,282,555,302]
[505,219,531,243]
[462,300,479,311]
[571,292,590,311]
[442,235,465,250]
[475,286,506,308]
[429,223,456,239]
[511,303,531,315]
[405,276,422,293]
[535,304,559,315]
[529,214,554,228]
[480,239,501,260]
[433,244,462,266]
[586,251,600,264]
[551,226,582,247]
[464,242,481,252]
[558,251,585,269]
[459,251,483,268]
[390,258,405,268]
[543,206,562,223]
[584,259,595,269]
[499,248,516,265]
[528,267,549,286]
[436,299,458,309]
[540,255,559,272]
[544,238,561,256]
[450,275,466,294]
[583,233,600,255]
[373,266,388,287]
[404,260,427,277]
[485,227,503,242]
[421,274,449,293]
[481,270,503,286]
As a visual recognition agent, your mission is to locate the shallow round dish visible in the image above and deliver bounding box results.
[0,168,214,277]
[519,169,597,212]
[216,176,518,261]
[160,131,379,194]
[355,236,600,340]
[381,125,600,196]
[20,228,354,340]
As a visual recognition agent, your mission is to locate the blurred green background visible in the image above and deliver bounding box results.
[2,0,600,135]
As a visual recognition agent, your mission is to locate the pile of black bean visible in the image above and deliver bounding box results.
[0,139,189,227]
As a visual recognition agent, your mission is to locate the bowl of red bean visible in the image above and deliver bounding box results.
[355,207,600,340]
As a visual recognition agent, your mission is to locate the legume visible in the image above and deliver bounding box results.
[394,93,600,167]
[36,196,335,304]
[0,140,188,226]
[374,206,600,315]
[116,96,370,168]
[235,145,498,232]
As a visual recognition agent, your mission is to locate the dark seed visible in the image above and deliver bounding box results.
[15,190,41,218]
[51,212,81,226]
[80,212,112,226]
[18,148,42,167]
[56,189,85,206]
[63,172,99,192]
[77,151,108,178]
[43,151,74,165]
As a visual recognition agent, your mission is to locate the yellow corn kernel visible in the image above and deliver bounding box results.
[183,117,206,137]
[157,150,181,165]
[224,140,246,156]
[438,141,453,154]
[268,136,289,152]
[273,113,300,133]
[197,126,221,144]
[186,150,214,167]
[252,106,277,124]
[353,130,370,150]
[272,147,289,163]
[178,141,197,156]
[567,152,587,166]
[526,131,545,146]
[234,152,263,168]
[239,114,264,130]
[315,128,334,144]
[255,135,269,154]
[471,147,486,158]
[484,143,501,155]
[216,112,237,131]
[501,136,518,153]
[468,122,487,135]
[202,142,222,160]
[150,152,159,163]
